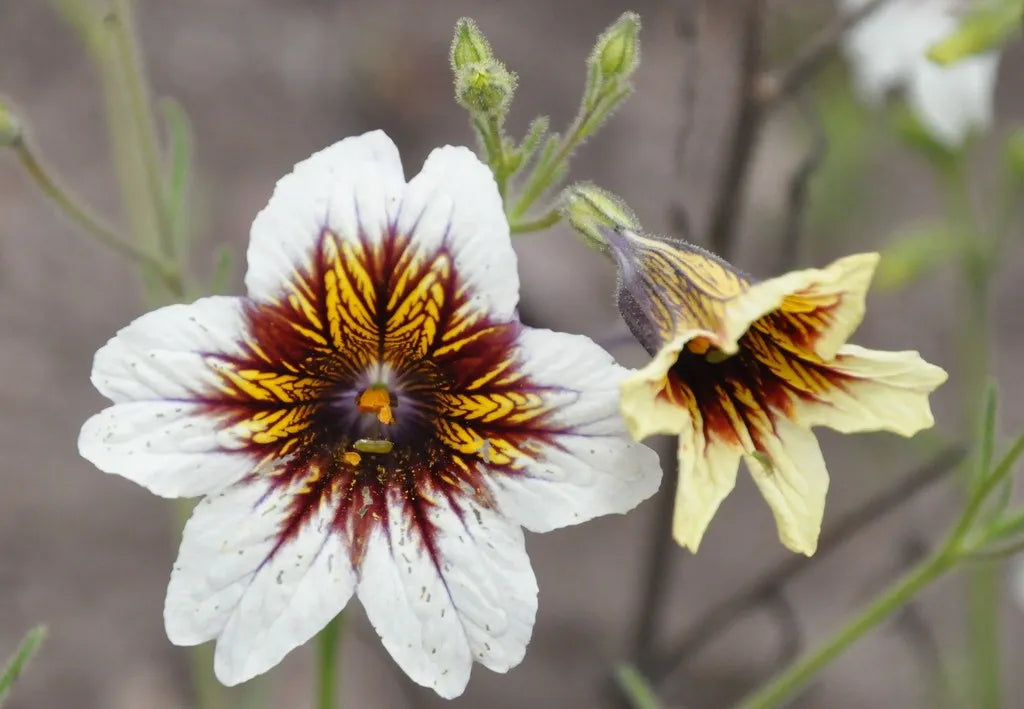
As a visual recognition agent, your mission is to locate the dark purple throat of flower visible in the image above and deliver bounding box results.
[198,228,567,567]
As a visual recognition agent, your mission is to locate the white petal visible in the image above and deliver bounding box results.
[164,475,356,686]
[840,0,923,101]
[745,417,830,556]
[79,296,257,498]
[79,402,254,498]
[488,328,662,532]
[397,146,519,321]
[907,52,1000,147]
[90,296,247,403]
[357,490,536,698]
[245,131,406,301]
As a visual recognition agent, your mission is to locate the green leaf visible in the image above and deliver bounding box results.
[992,431,1024,481]
[875,224,964,291]
[0,626,46,706]
[614,664,662,709]
[512,116,550,175]
[159,96,193,248]
[928,0,1023,65]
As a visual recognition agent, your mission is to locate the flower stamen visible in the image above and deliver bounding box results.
[356,386,397,425]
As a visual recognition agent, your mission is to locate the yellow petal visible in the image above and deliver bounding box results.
[672,421,743,553]
[797,343,948,436]
[745,416,829,556]
[620,329,712,441]
[719,253,879,359]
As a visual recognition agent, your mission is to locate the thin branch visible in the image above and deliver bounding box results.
[669,0,701,239]
[631,456,680,671]
[706,0,892,259]
[707,0,767,258]
[757,0,891,110]
[776,94,827,272]
[13,138,180,294]
[649,444,966,687]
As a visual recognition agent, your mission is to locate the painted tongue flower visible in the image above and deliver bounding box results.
[565,187,947,556]
[78,132,661,697]
[839,0,1001,147]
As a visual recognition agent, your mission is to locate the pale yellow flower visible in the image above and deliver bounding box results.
[572,204,948,555]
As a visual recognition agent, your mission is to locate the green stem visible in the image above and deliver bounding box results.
[316,613,345,709]
[734,424,1022,707]
[735,550,956,709]
[484,117,508,199]
[105,0,175,257]
[0,625,46,704]
[509,79,626,223]
[510,127,578,220]
[13,139,179,290]
[948,160,1001,708]
[614,664,663,709]
[510,209,560,234]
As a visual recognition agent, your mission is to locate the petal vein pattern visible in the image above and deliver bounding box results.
[78,132,662,696]
[607,227,946,556]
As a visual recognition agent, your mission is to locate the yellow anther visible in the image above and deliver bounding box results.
[342,451,362,466]
[357,387,397,425]
[686,337,711,355]
[357,387,391,413]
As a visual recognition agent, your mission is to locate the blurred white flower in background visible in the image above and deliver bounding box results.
[839,0,1002,147]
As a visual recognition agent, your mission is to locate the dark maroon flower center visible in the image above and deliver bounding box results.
[200,227,562,566]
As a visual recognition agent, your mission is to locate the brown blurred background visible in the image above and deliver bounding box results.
[1,1,1022,707]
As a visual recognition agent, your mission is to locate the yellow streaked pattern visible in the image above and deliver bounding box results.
[385,254,450,359]
[772,290,841,348]
[322,237,378,351]
[435,419,530,467]
[209,359,327,403]
[744,326,835,397]
[625,233,749,343]
[235,405,319,447]
[438,390,549,426]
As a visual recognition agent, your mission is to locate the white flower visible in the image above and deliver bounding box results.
[78,131,662,697]
[839,0,1001,147]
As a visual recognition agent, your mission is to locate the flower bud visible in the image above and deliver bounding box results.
[450,18,493,71]
[454,59,517,119]
[0,97,22,147]
[561,182,641,251]
[592,12,641,83]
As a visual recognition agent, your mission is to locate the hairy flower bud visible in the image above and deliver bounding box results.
[561,183,640,252]
[454,59,517,119]
[591,12,641,84]
[450,17,493,71]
